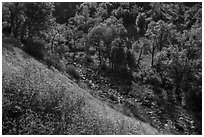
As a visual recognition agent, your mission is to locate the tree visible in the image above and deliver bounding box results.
[148,2,167,22]
[103,16,126,64]
[87,16,127,67]
[132,38,150,70]
[53,2,79,24]
[23,3,55,39]
[154,26,201,107]
[144,20,178,67]
[42,22,68,59]
[126,48,136,73]
[87,23,107,66]
[94,3,108,19]
[68,27,84,61]
[140,36,157,67]
[183,3,202,29]
[135,12,147,37]
[2,2,25,38]
[111,2,141,25]
[2,2,55,40]
[110,38,127,71]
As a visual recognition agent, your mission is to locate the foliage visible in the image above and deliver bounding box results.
[22,38,47,60]
[2,2,25,38]
[135,12,147,37]
[42,22,68,59]
[154,26,201,107]
[53,2,79,23]
[66,65,81,82]
[87,16,127,67]
[138,20,178,67]
[43,53,67,72]
[146,20,177,51]
[110,38,127,67]
[2,2,55,40]
[83,55,94,66]
[2,2,202,135]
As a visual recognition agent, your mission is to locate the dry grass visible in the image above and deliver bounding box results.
[2,42,162,135]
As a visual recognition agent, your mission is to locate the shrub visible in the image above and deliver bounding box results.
[44,54,67,72]
[118,65,133,80]
[3,36,22,48]
[66,65,81,82]
[83,55,94,65]
[55,60,67,72]
[44,54,58,68]
[141,69,162,85]
[23,39,46,60]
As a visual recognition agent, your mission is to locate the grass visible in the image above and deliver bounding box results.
[2,40,161,135]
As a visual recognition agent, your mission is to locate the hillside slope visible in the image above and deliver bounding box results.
[2,40,162,135]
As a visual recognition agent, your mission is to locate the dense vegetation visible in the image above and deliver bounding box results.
[2,2,202,135]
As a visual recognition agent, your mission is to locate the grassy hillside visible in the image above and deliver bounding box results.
[2,39,162,135]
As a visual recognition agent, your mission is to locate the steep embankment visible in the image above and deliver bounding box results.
[2,40,161,135]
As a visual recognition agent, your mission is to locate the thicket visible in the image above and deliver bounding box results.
[2,2,202,134]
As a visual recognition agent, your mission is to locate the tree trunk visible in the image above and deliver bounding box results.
[151,43,156,67]
[175,70,184,106]
[175,86,182,105]
[151,51,154,67]
[137,48,143,67]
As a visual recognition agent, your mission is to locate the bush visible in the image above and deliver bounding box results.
[55,60,67,72]
[83,55,94,65]
[66,65,81,82]
[44,55,56,68]
[140,69,162,85]
[23,39,46,60]
[3,36,22,48]
[44,54,66,72]
[118,65,133,80]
